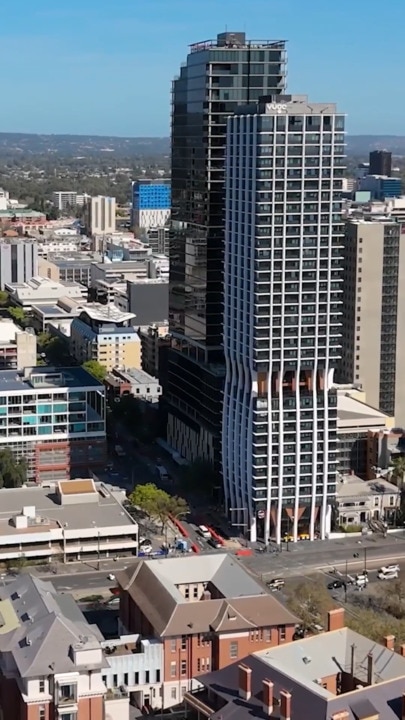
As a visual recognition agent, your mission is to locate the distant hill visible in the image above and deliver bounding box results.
[0,132,404,158]
[346,136,405,156]
[0,133,170,158]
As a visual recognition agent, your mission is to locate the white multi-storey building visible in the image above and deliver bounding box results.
[222,95,345,544]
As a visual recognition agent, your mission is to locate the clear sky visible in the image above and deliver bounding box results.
[1,0,403,137]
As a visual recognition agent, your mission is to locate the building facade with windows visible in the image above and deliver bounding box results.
[0,366,106,482]
[116,554,297,710]
[222,96,345,543]
[338,218,405,422]
[70,304,141,372]
[167,32,287,471]
[85,195,116,235]
[132,180,171,230]
[0,240,38,290]
[0,573,130,720]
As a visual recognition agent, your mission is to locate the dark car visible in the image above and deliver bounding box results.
[327,580,345,590]
[208,538,222,549]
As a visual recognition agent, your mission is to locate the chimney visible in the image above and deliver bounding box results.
[367,652,374,685]
[238,664,252,701]
[262,679,274,716]
[332,713,350,720]
[350,643,355,677]
[280,690,292,720]
[327,608,345,632]
[400,644,405,657]
[384,635,395,650]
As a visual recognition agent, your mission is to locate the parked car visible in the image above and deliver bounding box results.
[208,537,222,549]
[198,525,212,540]
[267,578,285,591]
[327,580,345,590]
[378,568,399,580]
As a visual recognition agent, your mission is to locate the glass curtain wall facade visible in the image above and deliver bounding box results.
[168,32,287,468]
[223,96,345,542]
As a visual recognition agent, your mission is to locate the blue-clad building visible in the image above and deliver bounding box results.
[132,180,171,230]
[360,174,402,200]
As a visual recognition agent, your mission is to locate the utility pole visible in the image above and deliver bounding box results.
[345,558,348,603]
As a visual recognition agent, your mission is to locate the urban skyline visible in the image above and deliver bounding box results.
[0,0,404,136]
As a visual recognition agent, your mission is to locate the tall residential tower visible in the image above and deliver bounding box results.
[223,96,345,542]
[167,32,287,468]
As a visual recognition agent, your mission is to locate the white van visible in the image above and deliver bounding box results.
[355,574,369,587]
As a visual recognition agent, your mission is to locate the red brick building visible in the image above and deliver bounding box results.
[116,554,298,709]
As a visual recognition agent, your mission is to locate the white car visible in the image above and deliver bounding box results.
[380,564,400,574]
[378,569,399,580]
[198,525,212,540]
[107,574,115,581]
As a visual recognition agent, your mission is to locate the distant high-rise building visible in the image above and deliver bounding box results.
[0,239,38,289]
[167,32,287,469]
[52,191,78,211]
[85,195,116,235]
[338,218,405,421]
[369,150,392,177]
[132,180,171,230]
[223,95,345,543]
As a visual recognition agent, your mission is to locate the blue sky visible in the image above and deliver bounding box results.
[1,0,403,137]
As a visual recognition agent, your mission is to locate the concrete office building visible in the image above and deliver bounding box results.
[127,278,168,326]
[140,225,171,255]
[70,304,141,371]
[222,96,345,543]
[52,190,78,211]
[132,180,171,230]
[85,195,116,235]
[0,240,38,289]
[0,319,37,370]
[0,479,138,563]
[369,149,392,177]
[338,218,405,421]
[168,32,287,470]
[6,276,87,311]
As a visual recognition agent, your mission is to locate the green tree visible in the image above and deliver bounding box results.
[7,306,27,327]
[129,483,189,531]
[390,456,405,489]
[129,483,169,517]
[37,331,52,350]
[0,291,9,306]
[0,449,27,488]
[82,360,107,382]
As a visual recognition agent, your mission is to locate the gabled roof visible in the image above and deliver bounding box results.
[116,555,298,637]
[0,574,106,677]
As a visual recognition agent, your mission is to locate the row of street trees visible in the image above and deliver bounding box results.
[128,483,189,532]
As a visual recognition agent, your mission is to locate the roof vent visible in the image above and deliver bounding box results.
[302,656,312,664]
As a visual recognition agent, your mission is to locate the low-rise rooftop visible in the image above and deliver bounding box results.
[0,366,103,392]
[337,475,399,500]
[0,482,135,532]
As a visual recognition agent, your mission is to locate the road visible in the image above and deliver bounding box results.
[241,531,405,578]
